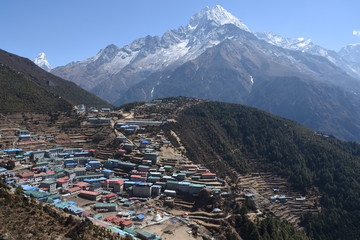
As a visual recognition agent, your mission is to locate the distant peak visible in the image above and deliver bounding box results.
[187,5,250,32]
[99,44,120,56]
[34,52,51,72]
[348,43,360,47]
[105,44,119,49]
[37,52,46,58]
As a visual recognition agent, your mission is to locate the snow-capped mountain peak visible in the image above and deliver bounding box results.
[339,43,360,64]
[34,52,51,72]
[188,5,249,32]
[255,32,313,51]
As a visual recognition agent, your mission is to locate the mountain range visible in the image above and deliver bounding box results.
[47,5,360,142]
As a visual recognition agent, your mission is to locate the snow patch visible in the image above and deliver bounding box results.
[150,87,155,98]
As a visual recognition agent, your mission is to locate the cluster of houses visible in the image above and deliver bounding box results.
[75,104,111,114]
[0,104,228,239]
[1,143,226,201]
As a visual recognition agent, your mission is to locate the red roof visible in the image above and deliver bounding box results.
[95,209,108,212]
[106,216,133,226]
[57,178,68,183]
[122,220,133,227]
[184,164,197,168]
[68,187,81,193]
[106,216,122,225]
[106,179,118,183]
[75,182,90,187]
[82,211,94,217]
[130,175,146,179]
[102,193,117,199]
[34,172,46,177]
[19,172,34,178]
[202,173,216,176]
[79,190,99,196]
[155,181,166,185]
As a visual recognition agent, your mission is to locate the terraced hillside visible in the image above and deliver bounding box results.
[0,112,116,154]
[163,100,360,240]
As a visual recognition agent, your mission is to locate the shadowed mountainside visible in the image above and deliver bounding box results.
[0,49,112,109]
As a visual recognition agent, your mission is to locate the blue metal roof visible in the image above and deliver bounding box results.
[4,148,23,152]
[83,177,107,182]
[141,139,151,144]
[75,152,89,155]
[89,161,100,164]
[21,185,38,191]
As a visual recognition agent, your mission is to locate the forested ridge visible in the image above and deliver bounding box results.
[165,101,360,239]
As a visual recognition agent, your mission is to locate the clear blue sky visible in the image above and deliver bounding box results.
[1,0,360,67]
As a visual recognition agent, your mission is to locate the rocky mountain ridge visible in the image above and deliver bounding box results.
[51,5,360,104]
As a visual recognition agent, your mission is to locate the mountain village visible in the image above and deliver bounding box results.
[0,99,231,239]
[0,98,320,239]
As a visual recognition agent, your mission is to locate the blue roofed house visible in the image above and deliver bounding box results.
[102,169,114,179]
[87,160,101,170]
[0,168,7,175]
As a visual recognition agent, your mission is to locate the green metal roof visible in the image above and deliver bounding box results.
[74,168,87,172]
[148,176,161,179]
[55,201,69,209]
[35,161,49,166]
[95,203,117,207]
[41,179,56,184]
[123,227,137,235]
[25,190,51,198]
[91,182,102,187]
[123,201,133,206]
[56,172,65,178]
[138,165,150,168]
[167,180,179,184]
[136,229,156,238]
[55,168,65,173]
[48,194,60,199]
